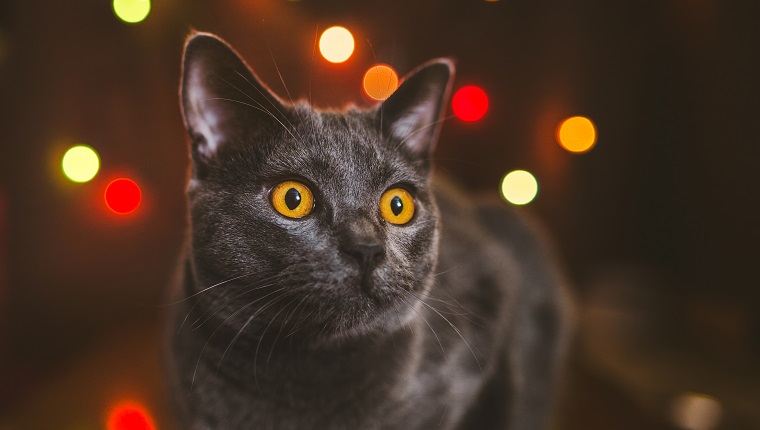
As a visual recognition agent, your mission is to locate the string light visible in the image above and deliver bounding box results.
[61,145,100,183]
[319,26,355,63]
[112,0,151,24]
[556,116,597,153]
[500,170,538,205]
[362,65,399,100]
[106,400,156,430]
[105,178,142,214]
[452,85,489,122]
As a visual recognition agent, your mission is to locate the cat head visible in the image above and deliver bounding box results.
[180,32,453,344]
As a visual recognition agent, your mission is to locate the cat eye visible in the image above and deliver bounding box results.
[271,181,315,219]
[379,188,415,225]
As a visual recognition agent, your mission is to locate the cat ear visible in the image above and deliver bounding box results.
[378,58,454,167]
[180,32,286,174]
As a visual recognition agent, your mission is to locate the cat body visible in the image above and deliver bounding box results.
[167,33,569,430]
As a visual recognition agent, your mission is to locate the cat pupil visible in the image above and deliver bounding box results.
[285,188,301,210]
[390,196,403,216]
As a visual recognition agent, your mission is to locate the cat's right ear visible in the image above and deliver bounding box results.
[180,32,285,176]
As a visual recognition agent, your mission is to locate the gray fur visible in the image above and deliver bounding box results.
[167,32,570,430]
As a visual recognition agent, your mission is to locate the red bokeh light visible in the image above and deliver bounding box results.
[452,85,489,122]
[106,401,156,430]
[105,178,142,214]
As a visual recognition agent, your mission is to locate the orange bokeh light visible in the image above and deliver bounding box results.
[107,400,156,430]
[362,64,399,101]
[556,116,597,153]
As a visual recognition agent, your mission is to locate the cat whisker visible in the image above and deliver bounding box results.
[226,72,293,127]
[178,271,289,333]
[394,114,455,153]
[218,292,290,373]
[266,295,309,368]
[176,272,260,333]
[187,266,314,331]
[407,291,484,373]
[189,281,279,331]
[229,71,306,145]
[264,37,303,124]
[205,93,304,147]
[190,286,286,391]
[173,272,257,305]
[364,37,384,141]
[407,288,485,329]
[284,306,317,339]
[308,25,318,108]
[399,296,446,358]
[254,294,299,364]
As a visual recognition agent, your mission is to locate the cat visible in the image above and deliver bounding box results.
[166,31,571,430]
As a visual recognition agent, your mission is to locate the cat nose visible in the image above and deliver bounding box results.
[342,243,385,271]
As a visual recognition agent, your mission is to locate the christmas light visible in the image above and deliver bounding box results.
[105,178,142,214]
[106,400,156,430]
[500,170,538,205]
[319,26,354,63]
[452,85,488,122]
[557,116,597,153]
[113,0,151,24]
[362,64,399,100]
[61,145,100,183]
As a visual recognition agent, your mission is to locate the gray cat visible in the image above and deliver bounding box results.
[166,32,571,430]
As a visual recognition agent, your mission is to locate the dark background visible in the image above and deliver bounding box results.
[1,0,759,428]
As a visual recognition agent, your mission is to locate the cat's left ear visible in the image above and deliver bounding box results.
[378,58,454,169]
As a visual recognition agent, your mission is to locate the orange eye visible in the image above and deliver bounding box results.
[271,181,314,219]
[379,188,415,225]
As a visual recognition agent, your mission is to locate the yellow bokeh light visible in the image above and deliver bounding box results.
[62,145,100,183]
[557,116,597,153]
[113,0,151,24]
[363,65,399,101]
[319,26,355,63]
[500,170,538,205]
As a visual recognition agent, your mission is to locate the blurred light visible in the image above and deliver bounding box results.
[107,400,156,430]
[670,392,722,430]
[362,64,399,101]
[61,145,100,183]
[319,26,354,63]
[452,85,488,122]
[556,115,597,153]
[105,178,142,214]
[113,0,151,24]
[500,170,538,205]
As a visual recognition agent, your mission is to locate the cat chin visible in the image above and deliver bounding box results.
[309,298,420,347]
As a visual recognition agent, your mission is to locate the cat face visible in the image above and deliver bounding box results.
[180,33,453,343]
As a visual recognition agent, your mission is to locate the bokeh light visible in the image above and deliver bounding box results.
[452,85,489,122]
[362,64,399,100]
[556,115,597,153]
[500,170,538,205]
[105,178,142,214]
[318,26,355,63]
[106,400,156,430]
[669,392,723,430]
[112,0,151,24]
[61,145,100,183]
